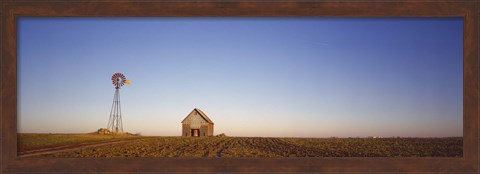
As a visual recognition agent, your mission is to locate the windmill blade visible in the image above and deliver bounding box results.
[111,72,129,88]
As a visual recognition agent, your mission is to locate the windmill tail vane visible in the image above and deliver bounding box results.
[107,72,130,133]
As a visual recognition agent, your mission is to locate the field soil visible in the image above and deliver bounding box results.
[18,133,141,155]
[18,134,463,158]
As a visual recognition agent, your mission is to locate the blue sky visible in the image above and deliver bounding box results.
[18,17,463,137]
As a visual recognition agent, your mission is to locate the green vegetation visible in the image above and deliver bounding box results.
[37,136,462,158]
[18,133,138,152]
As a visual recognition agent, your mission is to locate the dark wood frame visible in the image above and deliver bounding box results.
[1,0,478,173]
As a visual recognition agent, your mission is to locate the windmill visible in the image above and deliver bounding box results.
[107,72,131,133]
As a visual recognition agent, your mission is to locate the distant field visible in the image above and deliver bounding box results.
[18,133,139,153]
[25,135,462,158]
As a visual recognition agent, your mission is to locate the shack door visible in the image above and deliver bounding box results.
[191,129,199,137]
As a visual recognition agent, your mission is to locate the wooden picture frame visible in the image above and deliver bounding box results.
[1,0,478,173]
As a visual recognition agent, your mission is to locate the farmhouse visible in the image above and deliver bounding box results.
[181,108,214,137]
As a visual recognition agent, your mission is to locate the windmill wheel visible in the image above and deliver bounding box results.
[111,72,127,88]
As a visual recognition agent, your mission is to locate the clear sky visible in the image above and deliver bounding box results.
[18,17,463,137]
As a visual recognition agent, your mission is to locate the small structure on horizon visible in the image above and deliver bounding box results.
[181,108,214,137]
[96,128,112,135]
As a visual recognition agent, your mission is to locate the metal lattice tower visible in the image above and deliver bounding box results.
[107,72,130,133]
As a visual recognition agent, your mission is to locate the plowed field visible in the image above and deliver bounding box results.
[35,136,462,157]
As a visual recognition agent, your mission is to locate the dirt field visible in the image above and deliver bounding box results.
[20,134,462,158]
[18,133,141,156]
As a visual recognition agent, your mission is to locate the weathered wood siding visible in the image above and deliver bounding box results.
[208,124,214,136]
[182,110,208,129]
[200,125,208,137]
[182,124,191,137]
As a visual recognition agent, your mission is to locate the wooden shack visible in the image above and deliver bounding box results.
[181,108,214,137]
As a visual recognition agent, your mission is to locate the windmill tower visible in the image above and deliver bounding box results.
[107,72,131,133]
